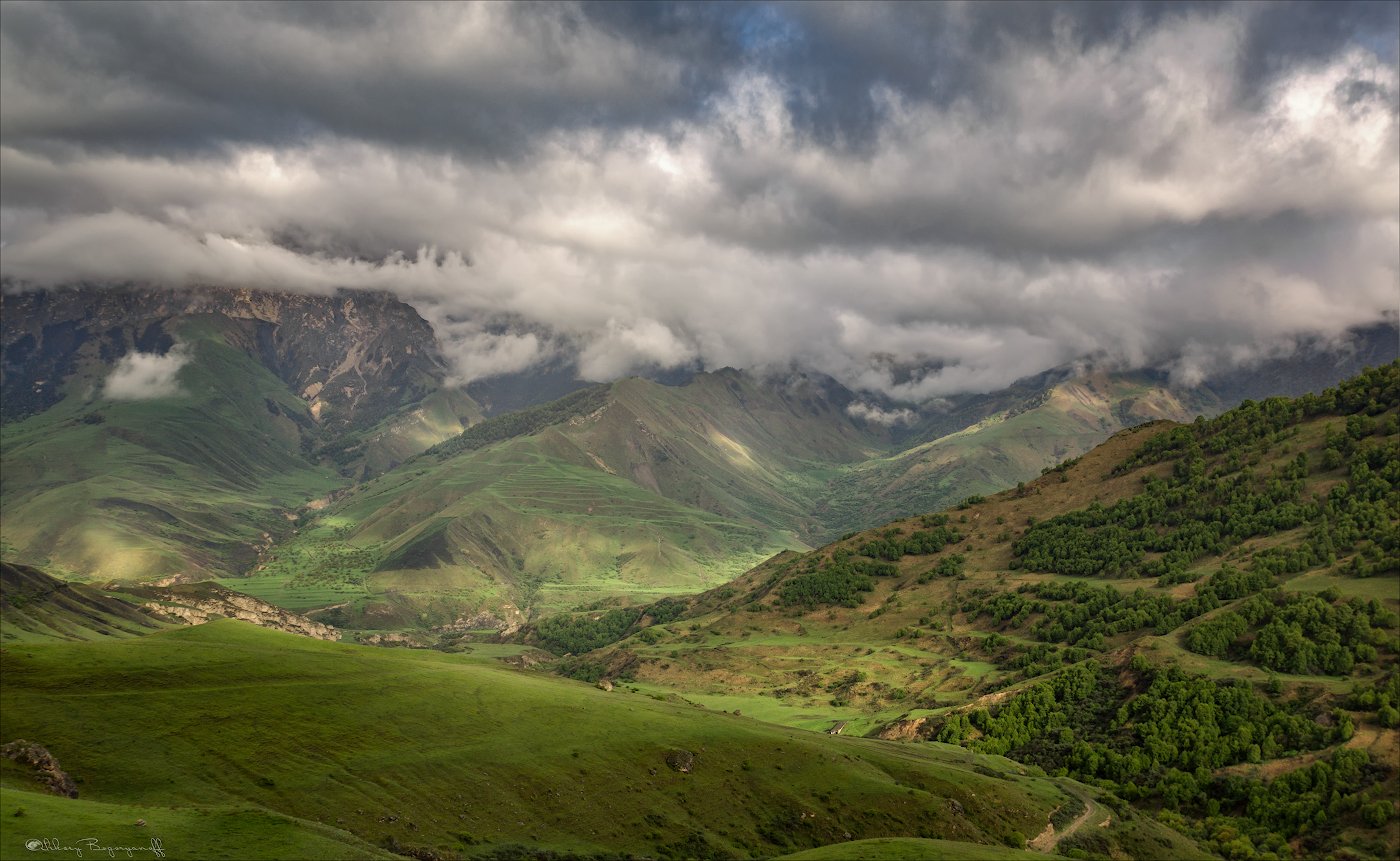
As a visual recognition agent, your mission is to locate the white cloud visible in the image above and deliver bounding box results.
[846,402,915,426]
[103,345,191,400]
[1,5,1395,399]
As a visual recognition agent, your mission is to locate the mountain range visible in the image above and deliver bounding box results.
[2,285,1395,627]
[3,353,1396,861]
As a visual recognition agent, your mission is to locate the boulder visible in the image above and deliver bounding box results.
[665,749,695,773]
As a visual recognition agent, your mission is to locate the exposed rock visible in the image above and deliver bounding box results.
[0,285,454,433]
[356,631,430,648]
[596,679,614,691]
[665,749,695,773]
[875,716,929,741]
[2,740,78,798]
[497,649,553,670]
[948,799,964,816]
[135,583,339,641]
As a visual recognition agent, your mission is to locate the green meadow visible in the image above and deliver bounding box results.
[0,620,1185,861]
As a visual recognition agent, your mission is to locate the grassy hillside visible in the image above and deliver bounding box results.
[0,562,172,643]
[0,620,1199,860]
[0,287,489,583]
[224,372,880,624]
[548,363,1400,860]
[820,371,1215,531]
[0,784,397,861]
[774,837,1045,860]
[231,369,1224,626]
[0,330,345,582]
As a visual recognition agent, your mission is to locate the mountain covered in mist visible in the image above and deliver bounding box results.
[2,284,1394,625]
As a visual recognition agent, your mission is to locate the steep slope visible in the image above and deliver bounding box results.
[0,285,484,580]
[549,363,1399,860]
[0,331,344,581]
[0,284,479,441]
[236,355,1390,625]
[820,371,1217,530]
[0,620,1202,860]
[0,562,170,642]
[238,372,883,625]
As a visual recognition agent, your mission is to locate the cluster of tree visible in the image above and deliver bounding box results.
[425,385,611,460]
[1186,590,1395,676]
[1118,362,1398,471]
[916,554,965,584]
[1183,613,1248,659]
[858,525,961,561]
[936,658,1394,857]
[1012,455,1315,578]
[534,607,642,655]
[1348,673,1400,727]
[1012,364,1398,580]
[1204,748,1392,857]
[1000,642,1092,679]
[555,650,637,685]
[960,565,1274,650]
[1308,436,1400,579]
[1040,455,1082,478]
[645,596,689,625]
[937,661,1329,785]
[777,560,878,608]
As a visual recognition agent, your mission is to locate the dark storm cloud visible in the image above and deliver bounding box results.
[0,1,739,157]
[1,1,1396,396]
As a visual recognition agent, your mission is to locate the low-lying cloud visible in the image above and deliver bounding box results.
[103,345,191,401]
[2,2,1396,401]
[846,402,916,427]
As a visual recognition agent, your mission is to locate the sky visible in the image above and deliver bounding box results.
[1,1,1397,400]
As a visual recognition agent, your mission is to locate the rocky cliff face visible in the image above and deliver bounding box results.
[1,284,456,433]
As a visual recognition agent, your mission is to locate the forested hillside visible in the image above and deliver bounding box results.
[535,363,1400,860]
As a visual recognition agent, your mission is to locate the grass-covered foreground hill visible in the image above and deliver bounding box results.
[536,363,1400,860]
[0,620,1203,860]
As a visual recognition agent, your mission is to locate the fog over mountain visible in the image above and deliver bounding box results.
[1,1,1396,399]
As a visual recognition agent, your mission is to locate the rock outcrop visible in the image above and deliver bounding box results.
[665,749,695,773]
[135,583,339,641]
[2,740,78,798]
[875,716,930,741]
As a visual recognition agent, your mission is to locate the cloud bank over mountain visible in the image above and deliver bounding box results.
[1,1,1396,397]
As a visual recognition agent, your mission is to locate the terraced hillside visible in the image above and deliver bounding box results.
[0,620,1203,860]
[542,363,1400,860]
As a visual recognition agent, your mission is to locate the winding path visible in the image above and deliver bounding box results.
[1028,792,1100,853]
